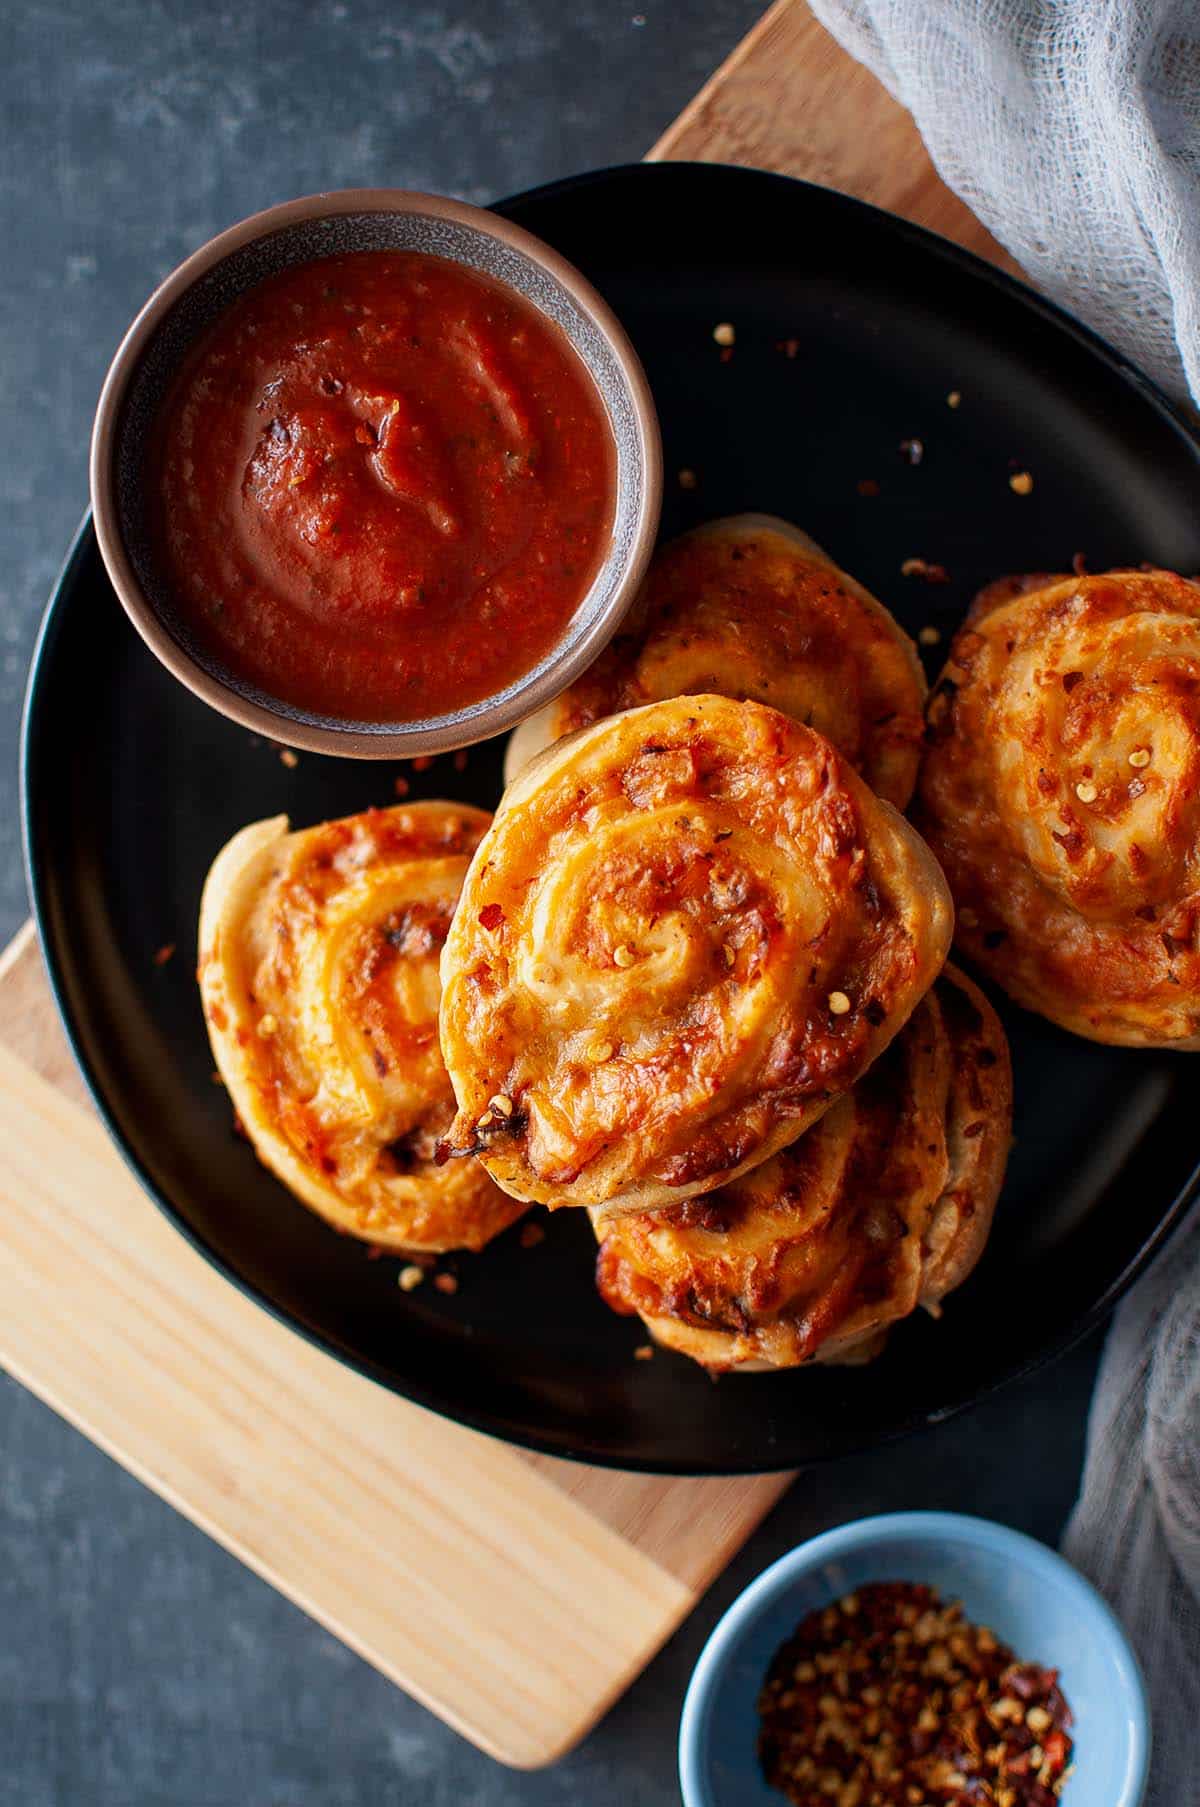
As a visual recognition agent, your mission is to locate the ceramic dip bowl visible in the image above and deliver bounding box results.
[90,188,662,758]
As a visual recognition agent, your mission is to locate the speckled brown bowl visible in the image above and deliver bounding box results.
[90,188,662,758]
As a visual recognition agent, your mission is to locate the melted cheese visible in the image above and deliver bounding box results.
[504,514,926,805]
[592,965,1011,1370]
[441,694,953,1213]
[918,569,1200,1046]
[198,802,525,1252]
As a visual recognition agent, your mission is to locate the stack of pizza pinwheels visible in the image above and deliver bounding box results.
[201,515,1200,1370]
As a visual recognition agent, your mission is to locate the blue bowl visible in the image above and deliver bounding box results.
[680,1511,1149,1807]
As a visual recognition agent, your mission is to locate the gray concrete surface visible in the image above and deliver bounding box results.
[1,5,1102,1803]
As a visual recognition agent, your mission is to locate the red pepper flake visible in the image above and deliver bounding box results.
[759,1581,1075,1807]
[856,477,881,497]
[411,754,435,772]
[777,338,800,359]
[153,943,176,966]
[434,1271,459,1296]
[478,902,504,931]
[519,1222,546,1249]
[452,749,469,771]
[393,775,411,797]
[718,345,734,364]
[279,748,299,768]
[901,557,950,583]
[1072,550,1089,576]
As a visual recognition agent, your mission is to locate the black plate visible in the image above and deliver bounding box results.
[23,164,1200,1473]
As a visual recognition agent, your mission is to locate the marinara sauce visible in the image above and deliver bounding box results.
[149,250,615,720]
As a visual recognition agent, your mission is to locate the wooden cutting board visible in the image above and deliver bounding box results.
[0,0,1013,1770]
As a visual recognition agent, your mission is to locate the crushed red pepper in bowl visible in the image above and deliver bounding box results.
[758,1581,1074,1807]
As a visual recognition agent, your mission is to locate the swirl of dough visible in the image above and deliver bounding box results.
[591,964,1011,1370]
[504,514,926,807]
[199,802,525,1251]
[439,694,953,1213]
[918,569,1200,1045]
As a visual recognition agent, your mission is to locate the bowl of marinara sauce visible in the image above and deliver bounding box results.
[90,189,661,756]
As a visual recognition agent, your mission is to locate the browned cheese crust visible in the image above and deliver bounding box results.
[917,568,1200,1046]
[439,694,953,1214]
[504,514,926,807]
[591,964,1012,1370]
[198,802,525,1252]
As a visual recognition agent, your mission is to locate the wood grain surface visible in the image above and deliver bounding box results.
[1,0,1004,1767]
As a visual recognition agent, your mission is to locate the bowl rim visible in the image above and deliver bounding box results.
[679,1509,1150,1807]
[88,185,663,759]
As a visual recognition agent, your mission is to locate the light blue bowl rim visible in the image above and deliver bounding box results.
[679,1509,1150,1807]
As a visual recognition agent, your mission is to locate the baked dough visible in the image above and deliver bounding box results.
[439,694,953,1213]
[918,568,1200,1046]
[591,964,1011,1370]
[199,802,525,1251]
[505,514,926,807]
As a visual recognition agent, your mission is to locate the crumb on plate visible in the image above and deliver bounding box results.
[901,557,950,583]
